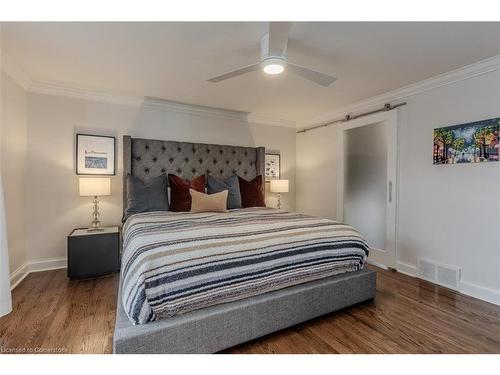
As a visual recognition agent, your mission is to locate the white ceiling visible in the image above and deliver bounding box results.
[2,22,500,123]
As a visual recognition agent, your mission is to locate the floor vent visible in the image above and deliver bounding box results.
[417,258,460,291]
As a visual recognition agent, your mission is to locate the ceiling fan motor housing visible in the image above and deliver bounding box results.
[260,33,288,62]
[260,33,288,74]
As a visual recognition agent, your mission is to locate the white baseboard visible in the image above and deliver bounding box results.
[460,280,500,306]
[9,263,30,290]
[9,256,500,306]
[396,261,417,277]
[393,260,499,306]
[10,257,67,290]
[366,258,389,270]
[28,257,67,273]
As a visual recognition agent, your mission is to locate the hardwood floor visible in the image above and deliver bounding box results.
[0,270,118,354]
[1,266,499,354]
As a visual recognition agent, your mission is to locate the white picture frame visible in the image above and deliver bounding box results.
[76,134,116,175]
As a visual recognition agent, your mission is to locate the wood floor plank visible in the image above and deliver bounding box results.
[1,266,499,354]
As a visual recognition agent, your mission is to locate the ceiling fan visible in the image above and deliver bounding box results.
[207,22,336,87]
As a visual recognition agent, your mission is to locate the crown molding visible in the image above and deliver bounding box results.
[142,96,249,122]
[27,80,295,128]
[29,81,249,122]
[29,81,144,107]
[1,53,32,90]
[299,54,500,130]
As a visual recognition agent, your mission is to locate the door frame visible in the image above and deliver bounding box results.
[336,109,400,269]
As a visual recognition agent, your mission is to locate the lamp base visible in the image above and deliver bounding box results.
[87,196,104,232]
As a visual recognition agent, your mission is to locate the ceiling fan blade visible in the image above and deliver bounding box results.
[268,22,292,56]
[207,63,261,83]
[288,63,336,87]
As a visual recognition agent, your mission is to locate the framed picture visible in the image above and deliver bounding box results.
[265,153,281,180]
[433,117,499,165]
[76,134,116,175]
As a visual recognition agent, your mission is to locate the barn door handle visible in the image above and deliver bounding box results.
[388,180,393,203]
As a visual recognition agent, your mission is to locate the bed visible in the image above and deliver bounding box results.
[113,136,376,354]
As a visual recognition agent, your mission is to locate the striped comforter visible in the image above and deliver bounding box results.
[121,208,369,325]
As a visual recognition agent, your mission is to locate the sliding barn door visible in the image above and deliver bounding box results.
[339,111,398,268]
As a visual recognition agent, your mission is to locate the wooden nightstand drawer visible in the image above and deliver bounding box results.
[67,226,120,279]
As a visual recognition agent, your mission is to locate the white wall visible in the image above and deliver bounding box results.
[296,69,500,302]
[25,92,296,263]
[296,125,338,220]
[0,72,27,275]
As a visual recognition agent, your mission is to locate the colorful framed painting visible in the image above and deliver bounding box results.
[76,134,116,175]
[265,153,281,180]
[433,117,499,165]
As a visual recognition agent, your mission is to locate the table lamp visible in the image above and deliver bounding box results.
[270,179,289,210]
[79,177,111,231]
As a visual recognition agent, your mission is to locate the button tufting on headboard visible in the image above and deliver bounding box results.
[123,136,265,211]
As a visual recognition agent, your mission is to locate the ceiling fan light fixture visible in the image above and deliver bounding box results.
[261,57,286,75]
[206,22,336,86]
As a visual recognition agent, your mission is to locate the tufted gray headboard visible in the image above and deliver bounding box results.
[123,136,265,210]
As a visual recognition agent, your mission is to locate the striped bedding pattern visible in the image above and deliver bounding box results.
[121,208,369,325]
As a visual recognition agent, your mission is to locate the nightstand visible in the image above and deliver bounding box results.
[67,226,121,280]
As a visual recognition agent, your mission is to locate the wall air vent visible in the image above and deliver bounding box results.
[437,264,460,290]
[417,257,460,291]
[417,258,437,281]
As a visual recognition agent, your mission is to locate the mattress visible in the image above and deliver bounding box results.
[121,207,369,325]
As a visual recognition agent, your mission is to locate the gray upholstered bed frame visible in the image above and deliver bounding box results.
[113,135,377,354]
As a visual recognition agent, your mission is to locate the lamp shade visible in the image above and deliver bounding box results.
[79,177,111,197]
[270,179,289,193]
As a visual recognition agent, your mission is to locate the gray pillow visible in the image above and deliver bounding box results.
[207,174,242,209]
[124,174,168,221]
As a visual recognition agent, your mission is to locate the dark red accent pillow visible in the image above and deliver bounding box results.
[168,174,206,212]
[238,175,265,208]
